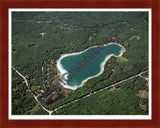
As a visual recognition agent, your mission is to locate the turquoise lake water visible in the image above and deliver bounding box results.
[58,43,124,89]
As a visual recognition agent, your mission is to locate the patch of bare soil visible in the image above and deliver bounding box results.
[12,50,16,54]
[139,102,147,110]
[145,78,149,86]
[136,90,148,98]
[40,32,46,36]
[109,86,120,91]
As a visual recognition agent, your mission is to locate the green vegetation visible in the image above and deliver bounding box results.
[12,69,37,115]
[53,77,148,115]
[141,71,149,78]
[116,56,128,62]
[129,35,140,40]
[31,85,41,91]
[12,11,149,115]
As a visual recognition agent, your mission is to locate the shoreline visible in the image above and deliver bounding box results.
[56,42,126,90]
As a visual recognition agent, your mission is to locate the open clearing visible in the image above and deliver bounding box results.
[116,56,128,62]
[136,90,148,98]
[129,35,140,40]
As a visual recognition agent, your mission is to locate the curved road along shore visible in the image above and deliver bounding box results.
[12,67,148,115]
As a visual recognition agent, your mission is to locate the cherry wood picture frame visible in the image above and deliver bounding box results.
[0,0,160,128]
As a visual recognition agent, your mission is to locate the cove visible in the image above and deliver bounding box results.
[57,42,125,90]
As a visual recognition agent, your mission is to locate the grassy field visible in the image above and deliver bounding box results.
[116,56,128,62]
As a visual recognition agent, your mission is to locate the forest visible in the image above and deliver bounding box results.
[11,11,149,115]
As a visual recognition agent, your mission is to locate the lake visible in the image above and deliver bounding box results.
[57,43,125,90]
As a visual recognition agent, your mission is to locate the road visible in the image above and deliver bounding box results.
[12,67,53,115]
[12,67,148,115]
[51,70,148,112]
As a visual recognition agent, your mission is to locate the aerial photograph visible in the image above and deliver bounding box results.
[10,10,150,117]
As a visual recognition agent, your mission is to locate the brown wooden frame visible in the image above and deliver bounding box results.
[0,0,160,128]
